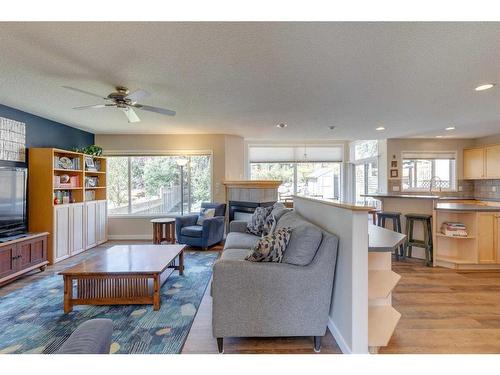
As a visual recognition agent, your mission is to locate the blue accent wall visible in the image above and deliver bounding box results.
[0,104,95,168]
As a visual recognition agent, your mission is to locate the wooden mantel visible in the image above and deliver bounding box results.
[222,180,282,189]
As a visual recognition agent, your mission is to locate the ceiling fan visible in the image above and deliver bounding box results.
[62,85,176,123]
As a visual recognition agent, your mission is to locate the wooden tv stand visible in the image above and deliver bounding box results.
[0,232,49,286]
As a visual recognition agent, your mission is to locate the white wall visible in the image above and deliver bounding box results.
[294,195,369,354]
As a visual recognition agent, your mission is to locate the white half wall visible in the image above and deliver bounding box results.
[293,196,369,354]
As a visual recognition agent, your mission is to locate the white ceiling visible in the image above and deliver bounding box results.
[1,22,500,140]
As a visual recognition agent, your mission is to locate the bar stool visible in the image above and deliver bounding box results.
[376,211,404,259]
[404,213,433,266]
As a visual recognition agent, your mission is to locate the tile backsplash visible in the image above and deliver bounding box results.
[388,178,500,200]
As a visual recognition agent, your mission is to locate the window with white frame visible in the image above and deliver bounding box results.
[401,151,456,191]
[248,145,343,201]
[107,154,212,216]
[351,140,379,205]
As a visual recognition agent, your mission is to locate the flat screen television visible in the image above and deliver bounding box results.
[0,167,28,238]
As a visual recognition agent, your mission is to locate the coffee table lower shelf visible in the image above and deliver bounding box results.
[63,268,175,313]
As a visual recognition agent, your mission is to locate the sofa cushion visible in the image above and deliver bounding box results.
[271,202,290,222]
[197,207,215,225]
[245,227,292,263]
[282,224,323,266]
[246,206,273,236]
[220,248,253,261]
[181,225,203,237]
[224,232,260,250]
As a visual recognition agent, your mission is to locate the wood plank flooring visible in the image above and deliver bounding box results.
[2,240,500,353]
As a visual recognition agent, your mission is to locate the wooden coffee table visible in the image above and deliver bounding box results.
[59,244,185,313]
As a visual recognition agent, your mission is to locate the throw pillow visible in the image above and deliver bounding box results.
[197,208,216,225]
[262,214,277,237]
[245,227,292,263]
[246,206,273,236]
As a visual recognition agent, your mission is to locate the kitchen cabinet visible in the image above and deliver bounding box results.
[477,213,496,264]
[463,148,485,179]
[486,145,500,178]
[54,204,71,262]
[85,201,98,249]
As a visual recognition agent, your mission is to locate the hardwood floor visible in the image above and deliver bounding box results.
[382,258,500,353]
[2,240,500,354]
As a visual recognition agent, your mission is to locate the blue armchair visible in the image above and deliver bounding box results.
[175,202,227,250]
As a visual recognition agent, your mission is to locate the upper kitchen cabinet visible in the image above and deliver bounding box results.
[463,147,485,179]
[463,144,500,179]
[485,145,500,179]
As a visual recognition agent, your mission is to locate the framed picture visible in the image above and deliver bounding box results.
[390,169,398,178]
[85,176,98,188]
[391,160,397,168]
[85,156,97,171]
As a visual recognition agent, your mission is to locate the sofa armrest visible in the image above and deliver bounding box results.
[202,216,225,245]
[229,220,248,233]
[212,259,334,337]
[56,318,113,354]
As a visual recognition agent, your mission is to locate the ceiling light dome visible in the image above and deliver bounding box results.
[475,83,495,91]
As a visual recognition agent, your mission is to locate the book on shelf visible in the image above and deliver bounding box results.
[441,222,468,237]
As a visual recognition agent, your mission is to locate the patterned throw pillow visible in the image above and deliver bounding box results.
[262,214,277,237]
[246,206,273,236]
[245,227,292,263]
[197,208,216,225]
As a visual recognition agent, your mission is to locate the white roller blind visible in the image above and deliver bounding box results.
[249,145,343,163]
[402,151,456,160]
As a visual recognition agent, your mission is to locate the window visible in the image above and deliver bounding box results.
[248,145,343,200]
[401,151,456,191]
[107,154,212,216]
[351,140,379,205]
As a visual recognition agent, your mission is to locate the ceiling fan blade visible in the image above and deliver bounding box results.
[125,89,150,103]
[73,104,113,110]
[62,86,109,99]
[134,104,176,116]
[122,107,141,123]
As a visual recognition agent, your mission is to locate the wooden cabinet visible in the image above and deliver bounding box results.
[0,245,17,280]
[0,234,48,286]
[486,145,500,179]
[463,148,485,179]
[477,213,496,264]
[464,143,500,179]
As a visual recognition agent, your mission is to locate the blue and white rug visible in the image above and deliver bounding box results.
[0,251,218,354]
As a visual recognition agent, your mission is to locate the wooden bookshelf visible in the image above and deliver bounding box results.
[28,148,108,263]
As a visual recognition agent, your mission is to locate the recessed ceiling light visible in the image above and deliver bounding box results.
[436,135,444,138]
[276,123,287,128]
[475,83,495,91]
[375,126,385,131]
[328,125,336,130]
[445,126,456,131]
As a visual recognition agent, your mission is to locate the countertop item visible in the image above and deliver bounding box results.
[434,203,500,212]
[368,225,406,252]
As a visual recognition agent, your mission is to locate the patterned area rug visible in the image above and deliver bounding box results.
[0,251,217,354]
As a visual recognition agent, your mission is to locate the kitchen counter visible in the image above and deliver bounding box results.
[435,202,500,212]
[368,224,406,252]
[363,193,477,200]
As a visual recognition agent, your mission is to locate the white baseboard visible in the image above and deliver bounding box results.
[328,317,352,354]
[108,235,153,240]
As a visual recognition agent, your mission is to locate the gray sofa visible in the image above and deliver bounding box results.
[212,210,339,353]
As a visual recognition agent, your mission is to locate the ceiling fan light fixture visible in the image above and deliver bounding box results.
[277,123,287,128]
[475,83,495,91]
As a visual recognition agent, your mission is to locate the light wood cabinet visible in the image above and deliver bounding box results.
[485,145,500,178]
[477,213,496,264]
[29,148,108,263]
[463,148,485,179]
[464,143,500,179]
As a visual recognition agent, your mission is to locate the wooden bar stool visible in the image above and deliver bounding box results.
[150,218,176,244]
[376,211,404,259]
[404,213,433,266]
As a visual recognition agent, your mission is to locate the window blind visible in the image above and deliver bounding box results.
[248,145,343,163]
[401,151,456,160]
